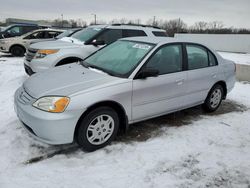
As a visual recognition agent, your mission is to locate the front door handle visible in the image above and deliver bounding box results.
[211,74,217,79]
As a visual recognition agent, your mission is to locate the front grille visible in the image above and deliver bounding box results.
[24,64,35,76]
[17,87,36,105]
[25,48,38,62]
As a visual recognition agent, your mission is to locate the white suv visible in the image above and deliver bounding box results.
[24,24,167,75]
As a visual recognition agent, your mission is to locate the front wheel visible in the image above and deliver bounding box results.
[203,84,224,112]
[10,46,25,57]
[76,107,120,152]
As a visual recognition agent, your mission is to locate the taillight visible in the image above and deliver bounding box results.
[234,63,236,73]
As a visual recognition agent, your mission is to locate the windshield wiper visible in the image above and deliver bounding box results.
[80,61,90,68]
[80,61,117,77]
[88,64,105,72]
[89,64,117,77]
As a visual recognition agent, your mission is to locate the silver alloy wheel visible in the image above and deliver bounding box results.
[210,88,222,108]
[86,114,115,145]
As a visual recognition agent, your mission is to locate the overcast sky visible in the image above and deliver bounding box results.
[0,0,249,28]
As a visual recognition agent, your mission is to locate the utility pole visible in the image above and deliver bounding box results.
[153,16,156,26]
[61,14,64,28]
[92,14,97,25]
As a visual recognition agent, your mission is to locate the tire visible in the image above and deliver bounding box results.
[202,84,224,112]
[10,46,25,57]
[76,107,120,152]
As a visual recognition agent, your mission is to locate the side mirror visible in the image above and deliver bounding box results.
[136,68,159,79]
[91,39,105,46]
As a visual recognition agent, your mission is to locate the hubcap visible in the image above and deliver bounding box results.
[210,88,222,108]
[86,114,114,145]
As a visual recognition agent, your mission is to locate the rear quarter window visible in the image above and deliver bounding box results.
[208,51,217,66]
[152,31,168,37]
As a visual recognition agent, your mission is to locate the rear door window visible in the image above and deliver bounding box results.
[186,45,209,70]
[123,29,147,37]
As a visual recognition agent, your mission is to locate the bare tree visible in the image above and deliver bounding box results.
[76,19,87,27]
[208,21,224,30]
[191,21,208,32]
[68,19,76,28]
[119,18,128,24]
[162,18,187,37]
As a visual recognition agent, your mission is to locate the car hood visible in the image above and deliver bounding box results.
[29,38,83,50]
[23,63,123,98]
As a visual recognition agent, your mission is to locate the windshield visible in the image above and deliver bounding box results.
[56,29,77,39]
[22,29,39,38]
[83,40,155,77]
[2,25,12,32]
[0,27,6,32]
[71,27,103,42]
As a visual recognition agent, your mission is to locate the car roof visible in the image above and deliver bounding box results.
[121,36,210,45]
[120,37,217,52]
[9,24,39,27]
[27,28,65,33]
[88,24,165,31]
[38,28,65,32]
[68,28,82,31]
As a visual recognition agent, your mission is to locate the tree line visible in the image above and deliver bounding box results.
[1,18,250,36]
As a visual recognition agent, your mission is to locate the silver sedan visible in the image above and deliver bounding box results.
[14,37,236,151]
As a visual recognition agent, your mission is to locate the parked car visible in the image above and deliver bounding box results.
[28,28,83,46]
[0,29,64,56]
[23,24,167,75]
[14,37,236,151]
[0,24,46,39]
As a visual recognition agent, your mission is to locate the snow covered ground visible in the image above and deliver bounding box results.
[0,52,250,188]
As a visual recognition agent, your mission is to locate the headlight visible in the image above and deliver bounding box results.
[0,41,6,44]
[33,96,69,113]
[34,49,59,59]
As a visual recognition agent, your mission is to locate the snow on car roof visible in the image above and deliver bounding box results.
[120,36,182,44]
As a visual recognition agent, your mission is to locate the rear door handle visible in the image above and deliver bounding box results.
[175,79,184,85]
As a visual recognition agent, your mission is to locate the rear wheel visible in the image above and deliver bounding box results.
[10,46,25,57]
[76,107,119,152]
[203,84,224,112]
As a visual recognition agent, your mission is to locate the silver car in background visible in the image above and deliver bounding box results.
[14,37,236,151]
